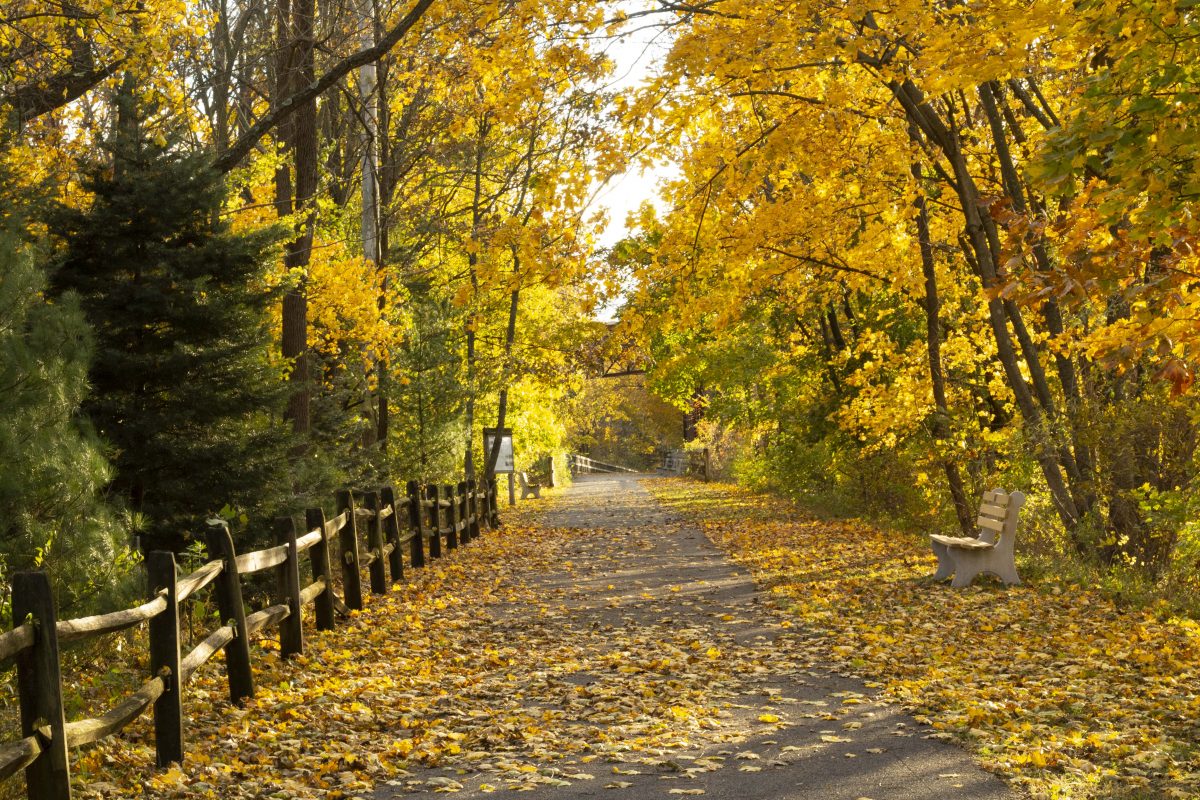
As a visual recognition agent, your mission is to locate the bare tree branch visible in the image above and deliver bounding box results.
[212,0,435,173]
[3,58,125,123]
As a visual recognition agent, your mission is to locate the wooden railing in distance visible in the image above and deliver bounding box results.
[0,476,500,799]
[568,454,639,475]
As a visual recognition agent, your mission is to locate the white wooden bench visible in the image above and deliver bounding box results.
[517,471,542,500]
[930,488,1025,587]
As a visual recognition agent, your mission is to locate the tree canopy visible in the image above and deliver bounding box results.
[2,0,1200,621]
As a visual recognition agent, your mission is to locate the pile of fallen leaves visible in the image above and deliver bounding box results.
[66,510,583,799]
[61,496,825,799]
[646,479,1200,800]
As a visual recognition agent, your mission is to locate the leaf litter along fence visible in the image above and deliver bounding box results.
[0,475,504,799]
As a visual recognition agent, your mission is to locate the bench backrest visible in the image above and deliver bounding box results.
[518,471,531,487]
[977,488,1026,547]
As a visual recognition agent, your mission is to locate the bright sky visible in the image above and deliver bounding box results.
[588,4,678,321]
[592,4,677,250]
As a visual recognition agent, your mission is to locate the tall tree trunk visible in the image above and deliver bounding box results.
[482,126,542,480]
[276,0,318,441]
[462,125,487,479]
[357,0,382,450]
[816,313,843,393]
[484,283,520,479]
[114,66,141,159]
[980,81,1098,517]
[913,164,973,535]
[374,53,395,450]
[358,64,379,265]
[211,0,232,154]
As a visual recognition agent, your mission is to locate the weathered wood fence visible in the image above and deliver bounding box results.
[0,475,503,799]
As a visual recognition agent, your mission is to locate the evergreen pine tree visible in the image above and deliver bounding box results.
[52,137,295,551]
[0,177,135,618]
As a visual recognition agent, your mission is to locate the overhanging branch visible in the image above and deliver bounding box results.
[213,0,436,173]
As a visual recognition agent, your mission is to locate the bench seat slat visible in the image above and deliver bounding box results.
[977,515,1005,533]
[982,490,1010,507]
[931,534,995,551]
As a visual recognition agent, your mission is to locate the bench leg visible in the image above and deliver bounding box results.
[988,554,1021,586]
[949,550,1021,588]
[993,565,1021,586]
[930,540,956,581]
[950,563,981,588]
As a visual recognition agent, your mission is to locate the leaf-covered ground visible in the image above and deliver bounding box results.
[646,479,1200,800]
[62,475,1012,800]
[49,475,1198,800]
[73,507,604,799]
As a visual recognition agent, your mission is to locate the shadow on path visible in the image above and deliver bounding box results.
[380,473,1019,800]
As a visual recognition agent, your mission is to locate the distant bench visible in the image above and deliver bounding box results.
[930,488,1025,588]
[518,471,542,500]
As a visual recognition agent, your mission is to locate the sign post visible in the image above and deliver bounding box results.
[482,427,517,506]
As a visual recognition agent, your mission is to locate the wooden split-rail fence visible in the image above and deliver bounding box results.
[0,476,503,799]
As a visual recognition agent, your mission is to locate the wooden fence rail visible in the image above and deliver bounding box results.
[0,477,501,799]
[567,454,638,475]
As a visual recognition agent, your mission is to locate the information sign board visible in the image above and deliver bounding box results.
[482,427,515,473]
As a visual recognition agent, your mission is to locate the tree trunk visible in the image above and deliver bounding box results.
[357,0,381,450]
[374,50,395,450]
[462,122,487,479]
[913,165,974,535]
[484,284,520,480]
[211,0,232,154]
[888,78,1083,539]
[984,81,1099,520]
[276,0,318,440]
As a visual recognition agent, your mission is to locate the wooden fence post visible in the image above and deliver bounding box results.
[275,517,304,658]
[444,484,459,549]
[205,521,254,704]
[381,486,404,583]
[304,507,336,631]
[466,478,481,539]
[457,481,471,544]
[489,477,502,527]
[463,479,477,542]
[427,484,443,559]
[146,552,183,767]
[406,481,426,569]
[479,479,491,530]
[364,491,388,594]
[336,490,364,611]
[548,456,556,488]
[13,571,71,799]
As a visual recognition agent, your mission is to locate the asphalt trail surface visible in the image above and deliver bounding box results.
[380,473,1018,800]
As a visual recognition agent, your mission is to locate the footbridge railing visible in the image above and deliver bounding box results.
[568,454,639,475]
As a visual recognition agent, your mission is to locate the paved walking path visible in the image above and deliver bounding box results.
[380,474,1018,799]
